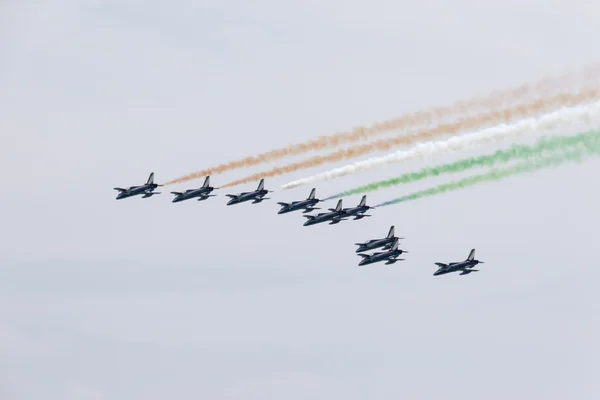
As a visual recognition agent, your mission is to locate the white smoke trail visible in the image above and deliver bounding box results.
[281,100,600,190]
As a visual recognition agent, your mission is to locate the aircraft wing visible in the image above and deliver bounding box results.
[435,262,447,267]
[226,194,238,198]
[113,187,127,192]
[356,254,370,258]
[277,202,289,206]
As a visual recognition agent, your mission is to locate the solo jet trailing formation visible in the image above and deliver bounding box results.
[113,173,488,276]
[225,179,272,206]
[277,188,320,214]
[114,172,162,200]
[357,238,407,266]
[171,176,216,203]
[355,225,402,253]
[433,249,484,276]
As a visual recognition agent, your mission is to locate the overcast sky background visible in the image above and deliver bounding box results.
[1,1,599,399]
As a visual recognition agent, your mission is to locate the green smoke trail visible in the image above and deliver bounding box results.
[325,130,600,200]
[376,138,600,207]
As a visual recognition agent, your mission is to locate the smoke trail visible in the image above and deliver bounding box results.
[220,88,600,189]
[164,64,600,186]
[325,130,600,200]
[375,138,600,207]
[280,92,600,190]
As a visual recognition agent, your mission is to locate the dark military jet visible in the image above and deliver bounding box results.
[357,239,407,266]
[170,176,217,203]
[340,195,374,220]
[226,179,271,205]
[433,249,484,276]
[114,172,161,200]
[354,225,403,253]
[302,199,346,226]
[277,188,320,214]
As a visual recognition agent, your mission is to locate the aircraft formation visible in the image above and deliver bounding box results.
[114,172,486,276]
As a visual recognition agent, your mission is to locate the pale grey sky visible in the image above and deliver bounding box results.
[1,1,599,399]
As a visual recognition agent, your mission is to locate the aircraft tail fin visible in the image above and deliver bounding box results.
[146,172,155,185]
[358,195,366,207]
[202,176,210,188]
[257,179,264,191]
[387,225,395,238]
[307,188,316,200]
[328,199,343,212]
[390,239,399,251]
[466,249,475,261]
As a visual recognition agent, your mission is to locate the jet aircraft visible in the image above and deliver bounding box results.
[354,225,403,253]
[226,179,271,205]
[302,199,346,226]
[170,176,217,203]
[277,188,320,214]
[433,249,484,276]
[357,239,407,266]
[114,172,161,200]
[340,195,374,220]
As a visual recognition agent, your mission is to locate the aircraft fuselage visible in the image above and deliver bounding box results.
[172,187,214,203]
[227,189,269,205]
[358,249,404,266]
[115,184,158,199]
[303,211,344,226]
[341,205,371,219]
[355,238,395,253]
[433,260,480,276]
[278,199,319,214]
